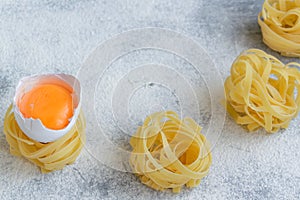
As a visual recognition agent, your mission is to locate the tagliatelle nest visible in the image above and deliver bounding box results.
[258,0,300,57]
[129,111,212,193]
[3,105,86,173]
[225,49,300,133]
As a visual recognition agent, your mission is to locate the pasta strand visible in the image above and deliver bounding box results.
[130,111,212,193]
[3,104,86,173]
[258,0,300,57]
[225,49,300,133]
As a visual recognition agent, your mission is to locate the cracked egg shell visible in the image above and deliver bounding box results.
[13,74,82,143]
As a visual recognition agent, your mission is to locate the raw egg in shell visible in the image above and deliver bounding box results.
[13,74,82,143]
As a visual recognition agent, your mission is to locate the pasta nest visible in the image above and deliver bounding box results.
[3,104,86,173]
[129,111,212,193]
[225,49,300,133]
[258,0,300,57]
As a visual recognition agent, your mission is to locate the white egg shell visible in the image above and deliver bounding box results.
[13,74,82,143]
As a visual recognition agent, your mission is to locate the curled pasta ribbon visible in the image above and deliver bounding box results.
[225,49,300,133]
[3,104,86,173]
[258,0,300,57]
[129,111,212,193]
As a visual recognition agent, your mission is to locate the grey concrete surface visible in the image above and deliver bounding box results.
[0,0,299,199]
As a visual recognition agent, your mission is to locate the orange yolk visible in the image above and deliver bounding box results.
[18,84,73,130]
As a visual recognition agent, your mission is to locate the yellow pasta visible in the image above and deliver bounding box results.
[258,0,300,57]
[225,49,300,133]
[129,111,212,193]
[3,104,86,173]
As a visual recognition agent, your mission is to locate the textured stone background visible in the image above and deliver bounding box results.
[0,0,299,199]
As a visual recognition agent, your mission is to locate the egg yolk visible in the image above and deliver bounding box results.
[18,84,73,130]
